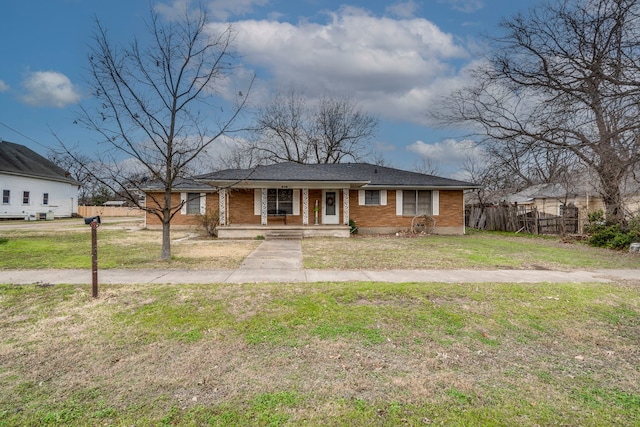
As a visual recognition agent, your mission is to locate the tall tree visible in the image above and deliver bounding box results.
[249,86,378,164]
[63,4,251,259]
[435,0,640,228]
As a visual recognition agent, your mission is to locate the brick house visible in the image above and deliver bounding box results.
[144,162,480,238]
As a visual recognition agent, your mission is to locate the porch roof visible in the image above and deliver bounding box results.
[196,162,480,190]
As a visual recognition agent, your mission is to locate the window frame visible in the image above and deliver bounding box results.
[185,193,201,215]
[364,190,380,205]
[42,193,49,205]
[2,190,9,204]
[22,191,30,205]
[267,188,293,215]
[402,190,432,216]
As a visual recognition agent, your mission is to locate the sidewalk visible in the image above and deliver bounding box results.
[1,240,637,285]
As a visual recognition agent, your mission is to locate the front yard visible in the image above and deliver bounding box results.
[0,222,638,425]
[1,280,638,426]
[0,224,638,270]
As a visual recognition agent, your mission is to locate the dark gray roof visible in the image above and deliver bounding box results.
[0,140,79,185]
[139,177,214,192]
[196,162,479,189]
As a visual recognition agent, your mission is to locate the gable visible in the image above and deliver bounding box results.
[0,140,79,185]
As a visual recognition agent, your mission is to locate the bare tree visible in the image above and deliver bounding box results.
[47,149,96,205]
[310,95,378,163]
[249,86,378,164]
[413,157,441,176]
[252,86,312,163]
[62,4,252,259]
[435,0,640,228]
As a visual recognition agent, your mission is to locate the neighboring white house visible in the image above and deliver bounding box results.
[0,140,80,219]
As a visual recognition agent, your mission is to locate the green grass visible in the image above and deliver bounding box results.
[303,231,640,269]
[1,281,639,426]
[1,226,638,270]
[0,228,256,269]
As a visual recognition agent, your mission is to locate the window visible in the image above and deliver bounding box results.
[186,193,201,215]
[2,190,9,204]
[364,190,380,205]
[267,189,293,215]
[23,191,30,205]
[402,190,431,215]
[42,193,49,205]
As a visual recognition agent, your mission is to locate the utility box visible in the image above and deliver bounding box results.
[46,210,55,220]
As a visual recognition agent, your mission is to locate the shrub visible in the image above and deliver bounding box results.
[585,210,639,250]
[349,219,358,234]
[195,208,220,237]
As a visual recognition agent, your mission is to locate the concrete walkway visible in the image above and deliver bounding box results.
[0,267,638,285]
[0,238,637,285]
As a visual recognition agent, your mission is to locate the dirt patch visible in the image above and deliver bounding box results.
[173,240,258,259]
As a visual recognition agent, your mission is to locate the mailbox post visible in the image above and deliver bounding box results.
[84,216,101,298]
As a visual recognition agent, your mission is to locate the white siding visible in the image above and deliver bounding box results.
[0,173,78,219]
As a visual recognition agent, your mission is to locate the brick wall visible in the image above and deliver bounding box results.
[228,189,306,225]
[145,192,220,226]
[146,188,465,229]
[348,189,464,228]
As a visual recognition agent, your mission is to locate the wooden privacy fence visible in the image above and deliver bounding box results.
[466,204,579,235]
[78,205,145,218]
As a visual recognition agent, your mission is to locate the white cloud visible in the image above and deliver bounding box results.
[213,7,469,124]
[156,0,268,21]
[439,0,484,13]
[386,1,420,18]
[407,138,483,172]
[20,71,81,108]
[0,80,9,92]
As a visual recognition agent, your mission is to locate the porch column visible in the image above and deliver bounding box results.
[261,188,268,225]
[302,188,309,225]
[218,188,226,226]
[343,188,350,226]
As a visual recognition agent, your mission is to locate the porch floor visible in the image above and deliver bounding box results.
[217,224,351,239]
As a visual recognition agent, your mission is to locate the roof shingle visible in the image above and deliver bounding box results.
[196,162,479,189]
[0,140,79,185]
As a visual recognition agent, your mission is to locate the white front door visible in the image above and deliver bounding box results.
[323,190,339,225]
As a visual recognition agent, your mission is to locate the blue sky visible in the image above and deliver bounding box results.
[0,0,537,177]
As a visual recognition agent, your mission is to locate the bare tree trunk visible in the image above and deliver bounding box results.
[161,189,172,260]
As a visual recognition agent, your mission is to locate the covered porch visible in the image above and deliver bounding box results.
[215,186,356,239]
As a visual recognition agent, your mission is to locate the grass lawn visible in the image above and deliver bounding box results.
[303,231,640,270]
[0,228,259,269]
[1,225,638,270]
[1,281,639,426]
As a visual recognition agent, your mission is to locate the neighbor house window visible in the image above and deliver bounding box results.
[186,193,201,215]
[402,190,431,215]
[2,190,9,204]
[23,191,30,205]
[267,189,293,215]
[42,193,49,205]
[558,204,565,216]
[364,190,380,205]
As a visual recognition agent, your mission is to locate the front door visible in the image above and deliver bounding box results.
[323,190,340,224]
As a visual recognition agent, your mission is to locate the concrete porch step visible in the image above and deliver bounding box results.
[265,229,303,240]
